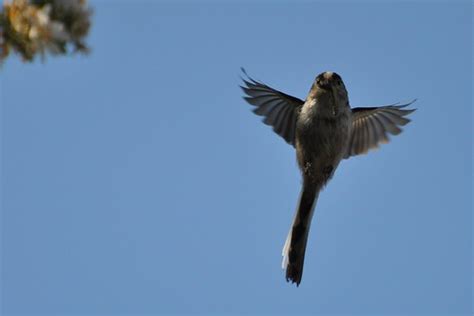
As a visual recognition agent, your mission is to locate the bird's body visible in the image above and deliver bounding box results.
[241,69,415,286]
[296,73,352,185]
[286,73,352,284]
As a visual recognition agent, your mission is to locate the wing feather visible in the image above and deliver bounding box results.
[344,100,416,158]
[241,68,304,146]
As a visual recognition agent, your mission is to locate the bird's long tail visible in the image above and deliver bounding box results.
[282,182,320,286]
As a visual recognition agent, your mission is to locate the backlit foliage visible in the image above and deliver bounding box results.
[0,0,92,63]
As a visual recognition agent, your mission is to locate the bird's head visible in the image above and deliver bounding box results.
[315,71,344,90]
[308,71,349,115]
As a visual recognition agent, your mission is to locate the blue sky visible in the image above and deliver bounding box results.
[1,1,472,315]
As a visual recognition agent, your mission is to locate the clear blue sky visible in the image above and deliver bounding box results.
[1,1,472,315]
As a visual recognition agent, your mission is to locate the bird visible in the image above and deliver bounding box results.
[240,68,416,286]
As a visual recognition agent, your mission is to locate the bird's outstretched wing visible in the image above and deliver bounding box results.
[240,68,304,146]
[344,100,416,158]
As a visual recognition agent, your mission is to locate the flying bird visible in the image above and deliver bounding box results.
[240,68,416,286]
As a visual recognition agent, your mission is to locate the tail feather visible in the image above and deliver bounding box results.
[282,183,319,286]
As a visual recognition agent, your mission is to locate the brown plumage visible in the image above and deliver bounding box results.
[241,69,416,286]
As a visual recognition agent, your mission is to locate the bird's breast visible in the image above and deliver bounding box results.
[295,102,351,175]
